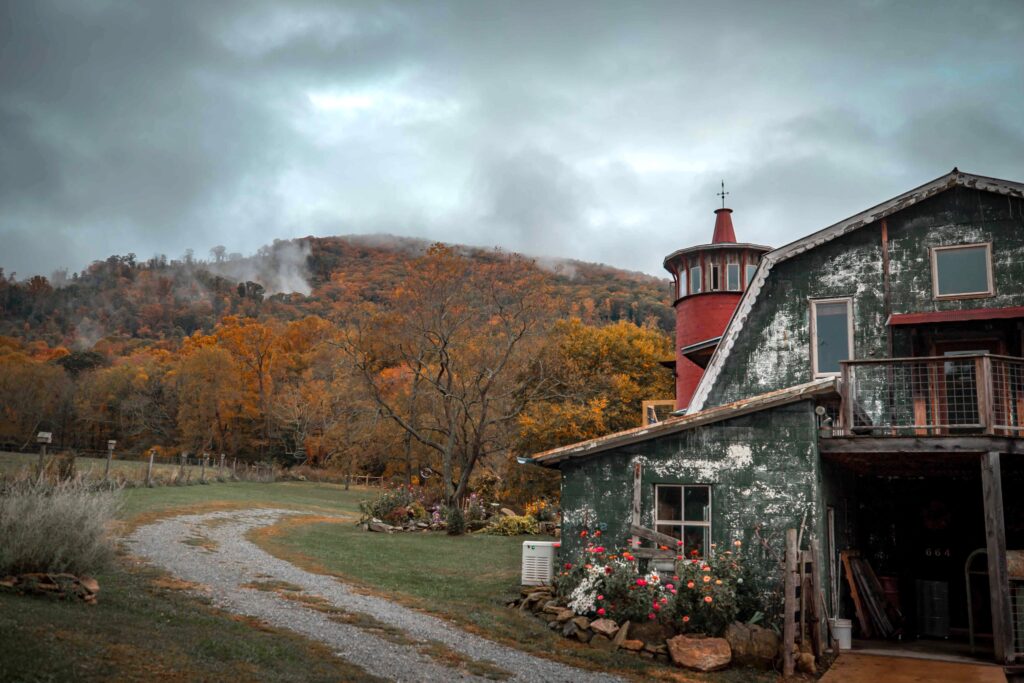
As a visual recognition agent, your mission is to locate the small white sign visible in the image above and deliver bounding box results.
[107,440,117,450]
[37,432,52,444]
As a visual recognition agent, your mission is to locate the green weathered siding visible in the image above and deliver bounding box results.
[559,401,822,598]
[702,187,1024,408]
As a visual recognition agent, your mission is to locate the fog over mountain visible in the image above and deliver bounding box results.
[1,1,1022,279]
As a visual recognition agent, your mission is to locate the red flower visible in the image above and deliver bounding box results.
[597,595,604,601]
[676,539,683,546]
[580,530,588,538]
[682,615,690,623]
[605,566,613,575]
[648,613,656,620]
[636,578,647,587]
[597,607,606,616]
[594,530,602,537]
[564,563,572,569]
[653,603,661,612]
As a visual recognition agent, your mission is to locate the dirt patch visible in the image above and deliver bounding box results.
[149,576,209,593]
[240,579,305,593]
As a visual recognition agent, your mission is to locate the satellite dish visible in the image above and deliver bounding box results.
[419,467,435,480]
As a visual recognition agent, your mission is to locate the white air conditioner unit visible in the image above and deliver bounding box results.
[521,541,558,586]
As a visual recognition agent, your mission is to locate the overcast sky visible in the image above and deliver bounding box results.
[2,1,1022,280]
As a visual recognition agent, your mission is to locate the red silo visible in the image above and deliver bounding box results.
[663,207,771,411]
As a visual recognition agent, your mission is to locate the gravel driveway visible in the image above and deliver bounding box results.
[127,508,622,683]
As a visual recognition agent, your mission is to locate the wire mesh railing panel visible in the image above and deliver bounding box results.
[1012,579,1024,659]
[992,358,1024,434]
[838,354,1024,437]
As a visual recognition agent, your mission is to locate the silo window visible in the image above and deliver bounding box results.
[710,265,720,291]
[727,263,740,291]
[689,266,702,294]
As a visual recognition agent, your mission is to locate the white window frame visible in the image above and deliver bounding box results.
[810,297,854,378]
[689,265,702,294]
[654,484,711,558]
[930,243,994,299]
[727,263,741,291]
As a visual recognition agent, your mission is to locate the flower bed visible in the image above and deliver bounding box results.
[509,530,785,673]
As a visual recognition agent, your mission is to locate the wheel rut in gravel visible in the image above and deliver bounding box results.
[127,508,622,683]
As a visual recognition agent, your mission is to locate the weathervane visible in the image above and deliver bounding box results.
[717,180,729,209]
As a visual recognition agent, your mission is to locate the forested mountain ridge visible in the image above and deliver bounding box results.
[0,234,673,347]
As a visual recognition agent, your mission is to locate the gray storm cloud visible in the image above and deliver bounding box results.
[1,0,1022,280]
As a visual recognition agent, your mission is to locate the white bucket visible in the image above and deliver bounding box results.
[831,618,853,650]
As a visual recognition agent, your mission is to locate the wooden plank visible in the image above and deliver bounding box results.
[841,550,872,638]
[783,529,797,677]
[810,539,824,657]
[629,524,679,549]
[631,461,641,549]
[800,550,808,647]
[981,451,1013,664]
[818,435,1017,454]
[630,548,676,560]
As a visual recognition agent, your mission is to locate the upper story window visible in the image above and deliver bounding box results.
[727,263,740,291]
[655,484,711,558]
[745,264,757,287]
[810,298,853,377]
[710,264,721,291]
[690,265,702,294]
[931,243,993,299]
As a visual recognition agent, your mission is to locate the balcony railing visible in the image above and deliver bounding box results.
[835,354,1024,437]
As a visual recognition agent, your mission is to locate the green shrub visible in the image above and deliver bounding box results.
[444,505,465,535]
[0,475,121,575]
[481,514,539,536]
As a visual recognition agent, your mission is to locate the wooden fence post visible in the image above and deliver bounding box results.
[146,450,155,487]
[219,453,225,476]
[201,454,207,482]
[784,528,798,677]
[809,539,824,657]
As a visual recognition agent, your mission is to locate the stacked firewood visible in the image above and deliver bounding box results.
[0,573,100,603]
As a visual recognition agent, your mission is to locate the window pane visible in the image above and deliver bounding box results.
[657,524,682,541]
[690,267,702,294]
[711,265,720,291]
[746,264,757,287]
[684,486,710,522]
[935,246,989,295]
[683,525,707,558]
[727,264,740,290]
[814,302,850,374]
[656,486,682,522]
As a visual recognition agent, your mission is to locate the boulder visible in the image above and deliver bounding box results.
[724,622,780,669]
[561,621,578,639]
[542,602,562,615]
[572,616,591,631]
[368,519,393,533]
[590,634,614,651]
[666,634,732,672]
[797,652,816,674]
[555,608,575,623]
[590,618,618,638]
[575,629,593,644]
[611,621,631,649]
[500,507,517,517]
[621,639,645,652]
[629,620,667,646]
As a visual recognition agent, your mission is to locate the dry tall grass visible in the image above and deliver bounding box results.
[0,474,121,575]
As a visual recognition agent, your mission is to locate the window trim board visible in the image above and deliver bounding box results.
[809,297,854,378]
[930,242,994,300]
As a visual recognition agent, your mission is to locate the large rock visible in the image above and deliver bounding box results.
[724,622,780,669]
[590,634,614,651]
[621,639,645,652]
[612,621,631,649]
[667,635,732,672]
[572,616,591,631]
[590,618,618,638]
[629,620,667,646]
[555,608,575,623]
[561,621,578,639]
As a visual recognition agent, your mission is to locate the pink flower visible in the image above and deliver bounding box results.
[660,597,668,604]
[653,603,661,611]
[597,608,606,616]
[664,584,673,590]
[597,595,604,601]
[636,578,647,587]
[648,613,656,620]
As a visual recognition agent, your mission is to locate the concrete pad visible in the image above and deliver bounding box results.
[820,653,1006,683]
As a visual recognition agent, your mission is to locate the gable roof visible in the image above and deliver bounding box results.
[687,169,1024,414]
[531,377,837,466]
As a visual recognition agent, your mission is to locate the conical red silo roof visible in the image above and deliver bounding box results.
[712,208,736,244]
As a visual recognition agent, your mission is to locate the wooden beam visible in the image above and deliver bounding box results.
[819,435,1019,455]
[630,548,676,560]
[981,451,1014,664]
[631,461,642,549]
[841,550,872,638]
[630,524,680,549]
[810,539,824,658]
[784,529,798,677]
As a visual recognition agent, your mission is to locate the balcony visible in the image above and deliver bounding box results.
[833,354,1024,438]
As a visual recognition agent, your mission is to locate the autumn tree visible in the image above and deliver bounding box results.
[341,244,555,507]
[0,349,71,448]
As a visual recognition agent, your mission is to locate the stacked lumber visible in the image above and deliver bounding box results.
[0,573,100,603]
[841,551,902,638]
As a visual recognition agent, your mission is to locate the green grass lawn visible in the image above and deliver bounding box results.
[2,479,772,682]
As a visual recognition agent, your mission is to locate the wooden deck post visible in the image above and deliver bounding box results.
[981,451,1013,664]
[784,528,798,677]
